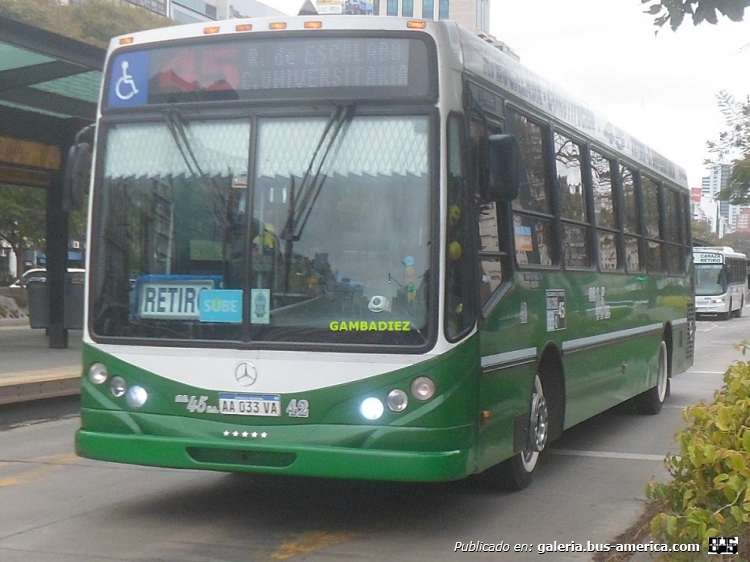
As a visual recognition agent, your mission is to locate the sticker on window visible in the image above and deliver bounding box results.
[200,290,243,323]
[251,288,270,324]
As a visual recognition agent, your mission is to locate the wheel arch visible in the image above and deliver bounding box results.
[662,322,673,378]
[537,343,565,442]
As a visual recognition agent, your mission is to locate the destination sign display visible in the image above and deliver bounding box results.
[693,253,724,265]
[106,35,434,109]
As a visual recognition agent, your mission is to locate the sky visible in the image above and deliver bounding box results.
[489,0,750,188]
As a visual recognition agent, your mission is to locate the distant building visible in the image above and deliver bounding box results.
[359,0,489,33]
[701,164,738,230]
[311,0,518,59]
[737,208,750,233]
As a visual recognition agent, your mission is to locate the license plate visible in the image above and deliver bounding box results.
[218,393,281,416]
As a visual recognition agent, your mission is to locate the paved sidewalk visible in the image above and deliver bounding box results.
[0,322,82,405]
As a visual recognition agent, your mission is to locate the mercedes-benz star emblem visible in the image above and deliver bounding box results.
[234,361,258,386]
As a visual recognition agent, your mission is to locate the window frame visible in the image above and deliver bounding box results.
[553,127,594,270]
[589,146,623,272]
[506,106,559,271]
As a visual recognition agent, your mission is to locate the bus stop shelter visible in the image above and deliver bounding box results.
[0,14,104,347]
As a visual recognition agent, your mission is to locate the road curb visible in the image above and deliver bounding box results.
[0,376,80,406]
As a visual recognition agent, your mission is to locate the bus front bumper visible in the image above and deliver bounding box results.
[76,409,474,483]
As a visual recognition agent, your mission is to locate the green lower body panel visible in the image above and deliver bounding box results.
[76,409,474,482]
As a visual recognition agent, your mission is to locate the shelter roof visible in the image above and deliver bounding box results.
[0,14,105,146]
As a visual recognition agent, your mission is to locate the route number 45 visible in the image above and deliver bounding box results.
[187,395,208,413]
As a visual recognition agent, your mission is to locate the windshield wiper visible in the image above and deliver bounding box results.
[163,107,204,177]
[162,108,235,272]
[281,103,353,243]
[279,104,353,295]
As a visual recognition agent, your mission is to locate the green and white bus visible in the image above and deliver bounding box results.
[694,246,747,320]
[73,15,695,490]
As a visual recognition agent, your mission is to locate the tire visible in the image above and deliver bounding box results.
[719,310,731,321]
[634,340,669,415]
[734,298,743,318]
[495,375,549,490]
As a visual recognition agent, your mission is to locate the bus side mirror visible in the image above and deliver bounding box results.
[487,134,521,201]
[62,127,94,212]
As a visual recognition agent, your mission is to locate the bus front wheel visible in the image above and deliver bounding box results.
[496,374,549,491]
[733,298,744,318]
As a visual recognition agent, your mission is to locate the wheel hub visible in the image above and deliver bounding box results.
[529,393,549,452]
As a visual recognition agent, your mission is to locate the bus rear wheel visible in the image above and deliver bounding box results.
[497,374,549,490]
[634,340,669,415]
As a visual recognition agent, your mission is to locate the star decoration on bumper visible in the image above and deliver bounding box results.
[223,429,268,439]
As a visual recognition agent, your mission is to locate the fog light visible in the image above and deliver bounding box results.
[88,363,108,385]
[387,389,408,412]
[411,376,435,401]
[126,385,148,408]
[359,397,384,420]
[109,376,126,398]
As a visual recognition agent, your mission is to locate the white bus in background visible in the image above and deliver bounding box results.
[694,246,748,320]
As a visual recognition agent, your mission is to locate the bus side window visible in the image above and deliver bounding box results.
[555,132,592,268]
[508,111,556,267]
[620,164,642,272]
[591,149,620,271]
[641,175,664,272]
[471,117,512,309]
[663,187,684,274]
[478,201,503,305]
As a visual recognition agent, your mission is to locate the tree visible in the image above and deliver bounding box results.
[0,186,47,275]
[720,231,750,254]
[708,91,750,204]
[691,219,721,245]
[642,0,749,31]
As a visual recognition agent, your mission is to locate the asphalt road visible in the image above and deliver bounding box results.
[0,314,746,562]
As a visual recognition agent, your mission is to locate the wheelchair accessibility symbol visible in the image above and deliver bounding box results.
[107,51,148,108]
[115,61,139,101]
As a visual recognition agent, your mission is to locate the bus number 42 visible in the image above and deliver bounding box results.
[286,399,310,418]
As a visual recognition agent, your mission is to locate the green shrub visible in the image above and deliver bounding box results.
[647,344,750,561]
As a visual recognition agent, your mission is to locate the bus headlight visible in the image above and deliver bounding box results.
[126,385,148,408]
[411,376,435,401]
[109,376,127,398]
[88,363,108,385]
[387,389,408,412]
[711,297,726,304]
[359,397,384,420]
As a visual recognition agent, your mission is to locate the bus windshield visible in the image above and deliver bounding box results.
[695,264,726,296]
[91,112,432,347]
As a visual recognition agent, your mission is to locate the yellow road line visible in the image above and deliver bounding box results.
[271,530,360,561]
[0,453,80,487]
